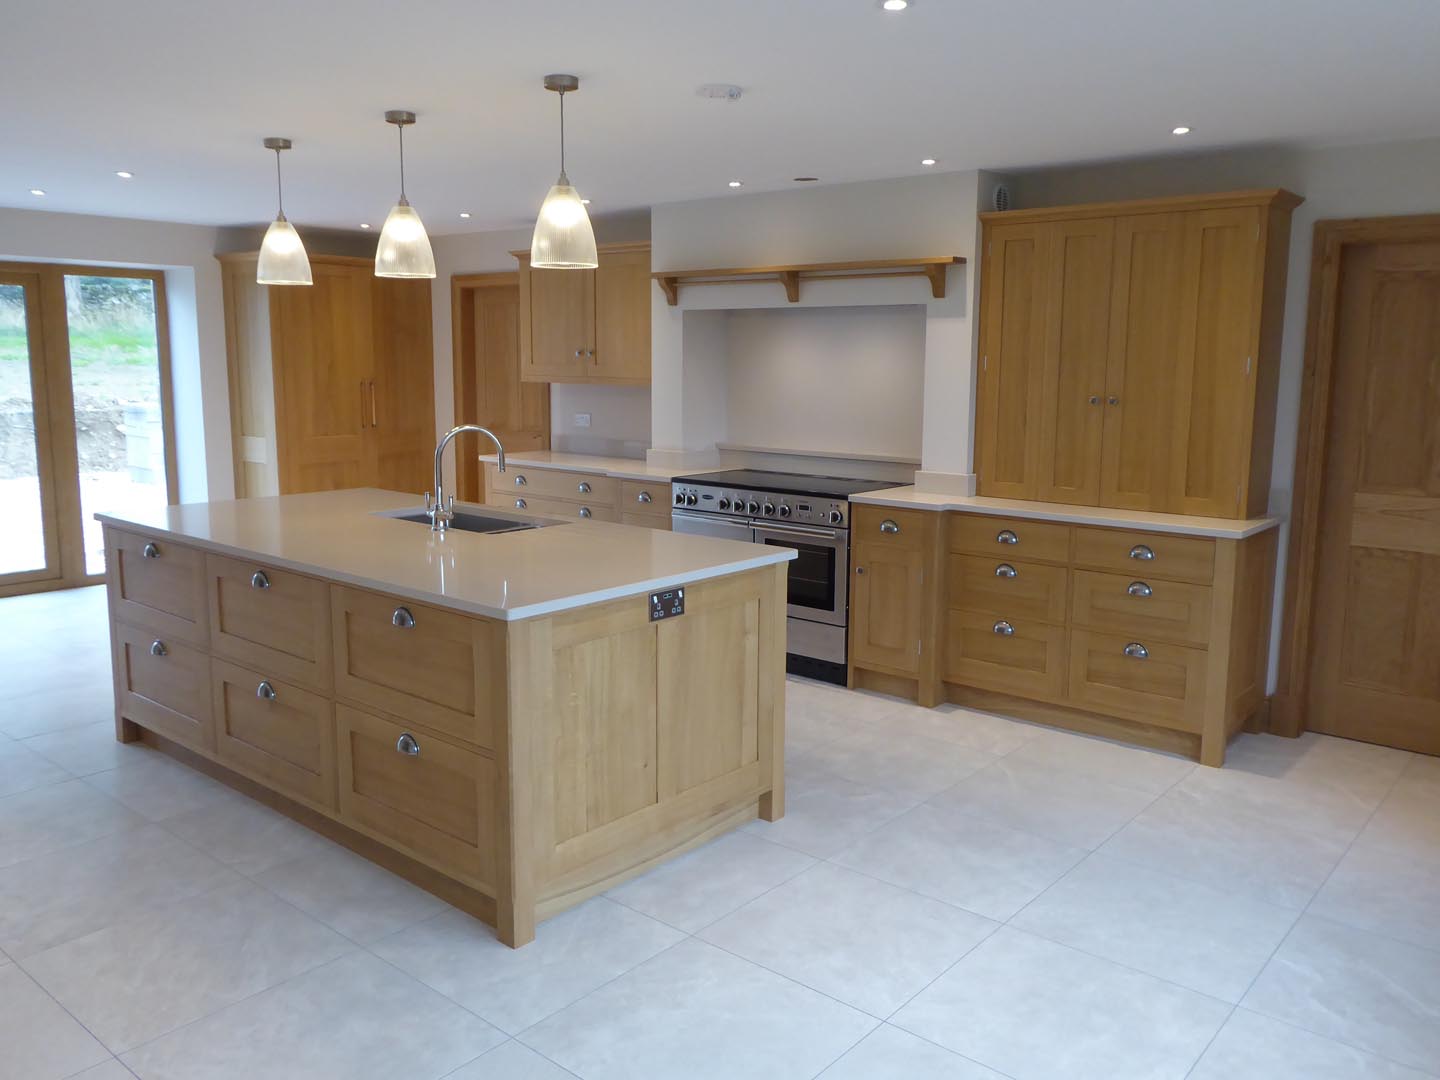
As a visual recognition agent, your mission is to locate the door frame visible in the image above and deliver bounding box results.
[1271,213,1440,736]
[0,261,177,597]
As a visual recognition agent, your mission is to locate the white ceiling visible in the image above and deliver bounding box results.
[4,0,1439,235]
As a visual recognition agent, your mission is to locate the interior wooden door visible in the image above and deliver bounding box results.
[1035,217,1114,505]
[272,261,373,493]
[977,221,1049,500]
[1099,212,1185,511]
[454,275,549,502]
[368,276,435,495]
[593,246,652,382]
[1307,239,1440,754]
[524,264,593,381]
[1167,206,1262,517]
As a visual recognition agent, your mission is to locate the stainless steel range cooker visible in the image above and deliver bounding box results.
[670,469,902,684]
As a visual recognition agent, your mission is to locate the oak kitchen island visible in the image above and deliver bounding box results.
[97,488,793,947]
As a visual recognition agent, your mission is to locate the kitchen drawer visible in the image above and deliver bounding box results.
[113,620,213,752]
[331,585,500,748]
[502,493,619,522]
[1067,630,1208,733]
[211,658,335,810]
[851,505,933,551]
[1070,570,1212,646]
[943,609,1067,701]
[208,554,332,691]
[621,512,671,531]
[488,464,619,506]
[336,704,496,888]
[105,527,208,645]
[1071,526,1215,584]
[621,480,671,517]
[950,514,1071,565]
[948,554,1068,624]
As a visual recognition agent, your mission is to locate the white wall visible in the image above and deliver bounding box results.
[0,206,231,503]
[1013,134,1440,691]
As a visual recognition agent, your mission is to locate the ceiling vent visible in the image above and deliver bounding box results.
[992,183,1012,212]
[697,84,743,102]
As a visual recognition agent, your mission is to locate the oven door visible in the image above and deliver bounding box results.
[750,520,847,627]
[670,509,756,543]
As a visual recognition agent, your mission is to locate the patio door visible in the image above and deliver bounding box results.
[0,263,175,596]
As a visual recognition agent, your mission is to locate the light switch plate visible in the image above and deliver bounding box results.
[573,412,592,428]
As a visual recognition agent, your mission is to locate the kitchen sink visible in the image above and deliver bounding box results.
[385,509,550,535]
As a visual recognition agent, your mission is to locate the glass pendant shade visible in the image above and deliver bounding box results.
[374,197,436,278]
[256,213,313,285]
[531,171,598,269]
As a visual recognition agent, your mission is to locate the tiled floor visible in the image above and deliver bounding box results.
[1,586,1438,1079]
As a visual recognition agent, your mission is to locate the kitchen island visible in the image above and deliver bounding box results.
[98,488,793,946]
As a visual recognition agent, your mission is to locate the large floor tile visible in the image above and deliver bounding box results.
[443,1040,577,1080]
[892,927,1230,1080]
[82,754,242,822]
[0,823,239,958]
[1189,1008,1432,1080]
[0,737,71,798]
[1003,729,1195,795]
[23,721,152,778]
[1355,782,1440,868]
[804,725,996,800]
[1223,732,1412,798]
[819,1024,1005,1079]
[700,862,997,1016]
[1011,852,1299,1002]
[1099,785,1349,908]
[1310,843,1440,949]
[252,842,446,944]
[872,702,1046,757]
[1242,915,1440,1072]
[743,762,920,858]
[522,938,877,1080]
[0,963,111,1080]
[121,951,503,1080]
[606,830,815,932]
[929,755,1158,849]
[0,778,145,869]
[371,898,682,1034]
[0,680,116,739]
[1171,758,1383,844]
[24,878,354,1052]
[832,803,1085,921]
[785,680,868,753]
[66,1061,140,1080]
[158,795,337,876]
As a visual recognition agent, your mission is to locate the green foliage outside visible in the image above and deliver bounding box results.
[0,276,159,373]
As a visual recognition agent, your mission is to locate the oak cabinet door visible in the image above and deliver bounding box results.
[1035,218,1113,505]
[368,276,436,494]
[977,222,1049,500]
[593,247,652,382]
[1099,213,1185,511]
[524,263,594,381]
[850,541,925,676]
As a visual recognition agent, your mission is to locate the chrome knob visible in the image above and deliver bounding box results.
[395,732,420,756]
[684,492,698,507]
[992,620,1015,636]
[1108,395,1120,406]
[828,509,844,525]
[142,542,160,559]
[1088,394,1101,405]
[718,497,731,511]
[391,606,416,629]
[762,502,776,517]
[578,481,592,494]
[637,491,653,504]
[996,529,1018,545]
[855,566,865,575]
[1123,642,1150,660]
[256,680,277,701]
[879,519,900,534]
[746,500,760,515]
[1129,544,1155,561]
[777,504,792,518]
[515,497,527,509]
[1127,581,1153,598]
[149,640,167,657]
[994,563,1018,578]
[574,349,584,358]
[250,570,270,590]
[579,507,593,519]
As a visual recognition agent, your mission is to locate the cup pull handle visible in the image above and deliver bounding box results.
[256,680,277,701]
[149,640,167,657]
[992,620,1015,636]
[514,474,527,487]
[391,606,416,629]
[996,530,1018,545]
[579,507,593,519]
[994,563,1018,578]
[578,481,592,494]
[1123,642,1150,660]
[142,542,160,559]
[515,498,527,510]
[879,519,900,534]
[637,491,653,504]
[1129,544,1155,561]
[1127,581,1153,598]
[396,732,420,756]
[250,570,270,590]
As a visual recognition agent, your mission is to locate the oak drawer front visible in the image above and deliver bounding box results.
[950,515,1071,564]
[1067,630,1208,732]
[1071,526,1215,584]
[1070,570,1213,646]
[499,493,619,523]
[113,621,213,752]
[106,528,208,644]
[331,586,498,748]
[489,464,619,506]
[948,554,1069,624]
[621,480,671,517]
[851,506,933,551]
[943,609,1067,701]
[211,659,336,810]
[208,554,332,691]
[621,512,671,531]
[336,704,496,888]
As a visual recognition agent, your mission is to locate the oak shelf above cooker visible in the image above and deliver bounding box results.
[651,255,965,306]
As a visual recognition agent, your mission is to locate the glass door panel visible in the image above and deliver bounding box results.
[0,276,60,583]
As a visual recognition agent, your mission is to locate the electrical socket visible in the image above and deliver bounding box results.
[573,412,592,428]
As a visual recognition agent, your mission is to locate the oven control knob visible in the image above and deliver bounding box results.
[674,491,685,506]
[684,492,698,507]
[762,501,776,517]
[777,504,792,518]
[746,500,760,515]
[717,497,731,511]
[828,508,844,525]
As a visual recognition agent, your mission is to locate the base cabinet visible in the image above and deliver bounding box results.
[484,463,671,530]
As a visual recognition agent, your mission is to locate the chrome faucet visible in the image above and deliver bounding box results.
[427,425,506,531]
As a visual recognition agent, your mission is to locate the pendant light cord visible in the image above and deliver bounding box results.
[558,90,567,176]
[273,148,285,216]
[397,124,407,200]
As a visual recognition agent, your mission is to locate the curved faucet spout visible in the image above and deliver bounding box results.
[428,425,506,531]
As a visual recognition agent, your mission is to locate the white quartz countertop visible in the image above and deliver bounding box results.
[850,487,1281,539]
[97,488,793,621]
[477,451,677,482]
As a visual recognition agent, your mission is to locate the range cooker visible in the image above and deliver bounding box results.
[670,469,903,684]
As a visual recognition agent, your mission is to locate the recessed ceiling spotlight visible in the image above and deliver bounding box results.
[921,158,936,166]
[697,84,744,102]
[792,176,819,183]
[29,188,45,196]
[881,0,909,10]
[459,211,471,219]
[581,198,591,205]
[360,222,371,230]
[115,170,134,179]
[728,180,743,188]
[1172,126,1192,135]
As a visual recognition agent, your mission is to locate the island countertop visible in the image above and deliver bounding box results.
[97,487,794,621]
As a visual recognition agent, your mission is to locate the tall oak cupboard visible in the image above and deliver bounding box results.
[976,189,1301,518]
[219,253,436,497]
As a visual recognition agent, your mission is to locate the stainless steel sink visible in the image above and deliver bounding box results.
[388,509,544,535]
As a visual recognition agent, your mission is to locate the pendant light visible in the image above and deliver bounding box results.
[256,138,312,286]
[530,74,598,269]
[375,110,436,279]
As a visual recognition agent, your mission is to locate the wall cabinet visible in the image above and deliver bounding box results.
[977,190,1299,518]
[219,253,435,497]
[513,242,651,384]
